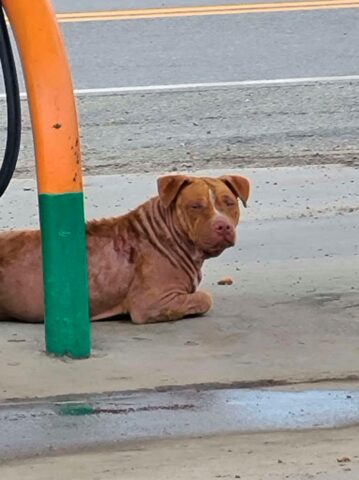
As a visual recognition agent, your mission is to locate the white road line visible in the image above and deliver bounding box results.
[1,75,359,99]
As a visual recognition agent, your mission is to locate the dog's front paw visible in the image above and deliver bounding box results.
[194,290,213,314]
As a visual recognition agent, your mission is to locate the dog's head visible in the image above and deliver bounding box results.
[157,174,250,258]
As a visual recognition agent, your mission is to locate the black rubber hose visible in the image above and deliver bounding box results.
[0,3,21,197]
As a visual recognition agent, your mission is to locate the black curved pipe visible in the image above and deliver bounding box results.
[0,2,21,197]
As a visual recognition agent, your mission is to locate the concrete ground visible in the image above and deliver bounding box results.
[2,427,359,479]
[0,164,358,401]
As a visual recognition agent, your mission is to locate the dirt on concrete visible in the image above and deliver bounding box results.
[1,427,359,479]
[1,82,359,179]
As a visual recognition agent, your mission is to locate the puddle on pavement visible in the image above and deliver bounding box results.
[1,388,359,460]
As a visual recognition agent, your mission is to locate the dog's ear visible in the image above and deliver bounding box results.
[157,175,190,208]
[220,175,250,207]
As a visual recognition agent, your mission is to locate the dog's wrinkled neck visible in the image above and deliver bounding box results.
[161,199,205,268]
[126,197,203,282]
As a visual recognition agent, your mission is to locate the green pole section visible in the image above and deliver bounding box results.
[39,192,91,358]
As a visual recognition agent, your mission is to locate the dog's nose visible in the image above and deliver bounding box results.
[213,217,233,236]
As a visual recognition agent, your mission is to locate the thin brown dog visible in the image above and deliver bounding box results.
[0,174,250,324]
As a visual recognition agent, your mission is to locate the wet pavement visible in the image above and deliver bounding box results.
[1,387,359,460]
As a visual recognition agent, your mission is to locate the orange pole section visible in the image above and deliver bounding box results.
[3,0,83,194]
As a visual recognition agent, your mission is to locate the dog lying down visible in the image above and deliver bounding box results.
[0,174,250,324]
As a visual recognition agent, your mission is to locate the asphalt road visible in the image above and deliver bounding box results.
[52,0,279,11]
[5,6,359,90]
[62,9,358,90]
[1,1,359,175]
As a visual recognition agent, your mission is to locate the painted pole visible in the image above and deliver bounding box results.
[3,0,91,358]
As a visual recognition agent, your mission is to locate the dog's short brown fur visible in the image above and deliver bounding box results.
[0,174,250,324]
